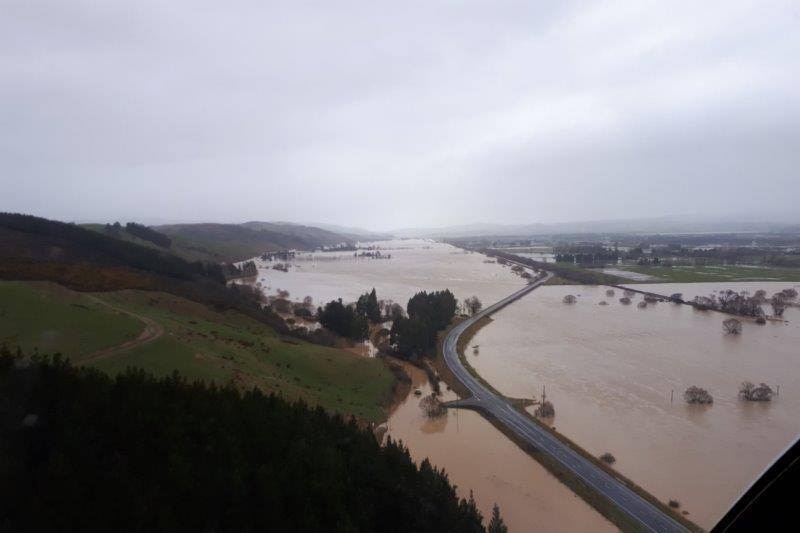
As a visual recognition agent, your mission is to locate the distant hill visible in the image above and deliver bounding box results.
[0,213,290,332]
[304,222,394,241]
[155,222,354,263]
[393,215,800,238]
[0,213,225,285]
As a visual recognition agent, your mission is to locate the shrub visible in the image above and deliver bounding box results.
[600,452,616,464]
[684,386,713,404]
[739,381,774,402]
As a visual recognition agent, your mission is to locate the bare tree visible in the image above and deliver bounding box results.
[723,318,742,334]
[771,294,786,317]
[684,386,713,404]
[535,400,555,418]
[464,295,483,316]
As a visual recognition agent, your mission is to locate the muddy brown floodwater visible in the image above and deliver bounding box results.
[469,282,800,530]
[384,362,617,533]
[243,239,526,307]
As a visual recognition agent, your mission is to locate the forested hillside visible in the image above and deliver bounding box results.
[157,221,354,263]
[0,350,490,533]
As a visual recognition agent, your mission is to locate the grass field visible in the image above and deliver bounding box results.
[0,281,395,421]
[0,281,143,357]
[618,264,800,283]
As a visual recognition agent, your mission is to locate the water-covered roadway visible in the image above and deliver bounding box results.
[442,272,691,533]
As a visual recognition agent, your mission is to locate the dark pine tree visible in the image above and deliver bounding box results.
[488,504,508,533]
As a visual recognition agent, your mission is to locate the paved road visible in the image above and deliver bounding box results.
[443,272,691,533]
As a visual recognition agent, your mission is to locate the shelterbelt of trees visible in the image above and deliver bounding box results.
[317,288,458,361]
[0,349,495,533]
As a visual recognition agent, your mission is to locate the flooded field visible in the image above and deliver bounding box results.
[242,240,799,529]
[242,240,616,530]
[246,239,525,307]
[469,282,800,529]
[384,362,615,533]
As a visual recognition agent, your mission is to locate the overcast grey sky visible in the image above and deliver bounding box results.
[2,1,799,230]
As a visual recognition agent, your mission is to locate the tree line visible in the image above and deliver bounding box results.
[1,213,225,283]
[316,288,459,361]
[390,290,457,361]
[0,348,499,532]
[105,221,173,249]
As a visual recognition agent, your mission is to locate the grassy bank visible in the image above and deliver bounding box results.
[617,264,800,283]
[0,281,395,422]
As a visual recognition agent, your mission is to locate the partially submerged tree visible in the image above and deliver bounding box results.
[637,301,648,309]
[420,394,447,418]
[619,297,632,305]
[563,294,577,304]
[771,294,787,317]
[464,295,483,316]
[752,289,768,304]
[606,289,615,297]
[684,386,713,404]
[723,318,743,334]
[739,381,774,402]
[535,400,555,418]
[780,288,798,301]
[600,452,616,465]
